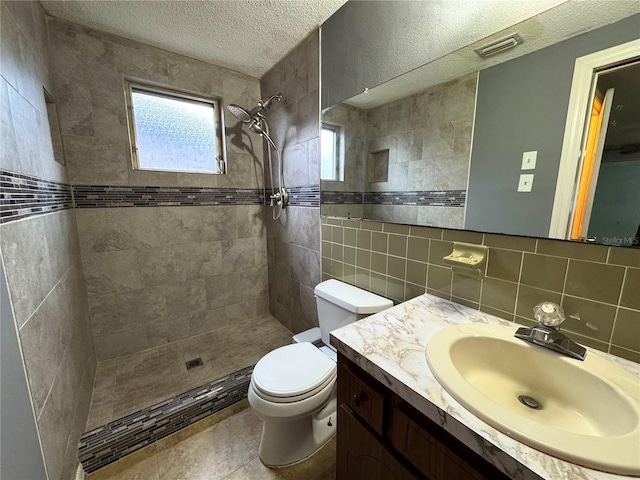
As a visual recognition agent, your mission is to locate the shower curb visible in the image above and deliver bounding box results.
[78,365,253,474]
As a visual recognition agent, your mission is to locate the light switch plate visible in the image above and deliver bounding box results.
[518,174,534,192]
[522,151,537,170]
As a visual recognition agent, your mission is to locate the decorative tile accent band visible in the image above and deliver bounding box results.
[287,184,320,207]
[322,190,466,207]
[73,185,264,208]
[78,366,253,474]
[321,190,364,205]
[364,190,466,207]
[321,190,467,207]
[0,170,73,224]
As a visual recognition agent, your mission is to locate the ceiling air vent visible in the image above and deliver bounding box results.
[475,33,524,58]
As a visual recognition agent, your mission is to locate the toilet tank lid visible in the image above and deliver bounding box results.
[314,279,393,314]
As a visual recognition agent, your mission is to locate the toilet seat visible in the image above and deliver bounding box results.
[252,342,337,404]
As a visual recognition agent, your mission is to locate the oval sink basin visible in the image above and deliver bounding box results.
[426,323,640,475]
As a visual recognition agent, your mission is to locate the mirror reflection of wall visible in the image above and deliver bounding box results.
[321,6,640,247]
[322,74,476,229]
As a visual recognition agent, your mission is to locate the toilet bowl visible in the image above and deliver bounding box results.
[248,279,393,467]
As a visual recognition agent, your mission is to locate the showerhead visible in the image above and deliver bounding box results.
[227,104,253,123]
[227,94,283,152]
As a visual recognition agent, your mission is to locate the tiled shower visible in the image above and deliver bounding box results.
[1,2,320,477]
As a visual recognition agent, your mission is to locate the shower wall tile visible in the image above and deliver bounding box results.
[82,204,268,359]
[48,18,270,359]
[94,327,150,360]
[322,216,640,363]
[0,7,96,478]
[334,73,476,228]
[263,31,321,341]
[49,19,263,188]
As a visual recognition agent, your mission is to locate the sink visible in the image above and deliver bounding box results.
[426,323,640,475]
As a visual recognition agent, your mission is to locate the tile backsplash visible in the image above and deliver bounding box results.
[321,216,640,363]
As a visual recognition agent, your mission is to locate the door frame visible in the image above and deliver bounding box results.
[548,39,640,239]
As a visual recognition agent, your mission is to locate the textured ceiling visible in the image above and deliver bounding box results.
[344,0,640,109]
[40,0,348,79]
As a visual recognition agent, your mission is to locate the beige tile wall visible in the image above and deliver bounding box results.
[0,2,96,478]
[48,19,270,359]
[261,31,322,334]
[75,205,268,359]
[321,216,640,363]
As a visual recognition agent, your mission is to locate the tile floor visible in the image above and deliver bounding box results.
[87,400,336,480]
[86,314,293,429]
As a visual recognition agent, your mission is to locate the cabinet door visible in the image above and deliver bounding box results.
[338,404,422,480]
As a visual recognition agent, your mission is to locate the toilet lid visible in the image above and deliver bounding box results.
[252,343,337,400]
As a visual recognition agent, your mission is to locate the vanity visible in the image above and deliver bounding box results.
[330,294,640,480]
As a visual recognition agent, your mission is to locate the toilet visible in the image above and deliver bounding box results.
[248,279,393,467]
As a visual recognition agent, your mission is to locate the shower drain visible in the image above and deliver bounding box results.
[185,358,204,370]
[518,395,542,410]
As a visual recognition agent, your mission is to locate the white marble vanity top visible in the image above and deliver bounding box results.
[330,293,640,480]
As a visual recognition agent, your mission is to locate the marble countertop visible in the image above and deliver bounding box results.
[330,293,640,480]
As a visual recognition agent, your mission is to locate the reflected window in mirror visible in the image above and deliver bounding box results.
[321,122,344,181]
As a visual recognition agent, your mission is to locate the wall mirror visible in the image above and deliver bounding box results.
[320,7,640,248]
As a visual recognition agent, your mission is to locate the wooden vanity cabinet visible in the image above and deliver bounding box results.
[336,354,511,480]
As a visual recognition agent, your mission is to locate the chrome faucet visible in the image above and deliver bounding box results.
[514,302,587,361]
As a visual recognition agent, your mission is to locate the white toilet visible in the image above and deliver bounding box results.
[248,279,393,467]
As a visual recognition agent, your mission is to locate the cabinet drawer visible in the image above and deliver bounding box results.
[338,360,386,435]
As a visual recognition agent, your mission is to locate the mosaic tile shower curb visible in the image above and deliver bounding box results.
[0,170,73,223]
[322,189,466,207]
[78,366,253,473]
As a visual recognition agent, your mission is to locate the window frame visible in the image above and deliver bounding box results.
[321,122,344,182]
[124,80,228,175]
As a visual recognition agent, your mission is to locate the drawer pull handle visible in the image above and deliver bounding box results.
[353,392,366,405]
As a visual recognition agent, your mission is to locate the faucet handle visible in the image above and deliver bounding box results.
[533,302,565,328]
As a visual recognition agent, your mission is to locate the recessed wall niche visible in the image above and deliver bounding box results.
[43,89,65,165]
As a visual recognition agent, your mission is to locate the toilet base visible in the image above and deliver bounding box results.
[258,395,337,467]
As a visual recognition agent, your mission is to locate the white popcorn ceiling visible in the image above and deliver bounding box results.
[41,0,348,79]
[345,0,640,109]
[40,0,639,84]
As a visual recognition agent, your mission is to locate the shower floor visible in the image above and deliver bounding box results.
[86,314,292,430]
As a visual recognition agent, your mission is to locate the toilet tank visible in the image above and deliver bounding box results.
[314,280,393,347]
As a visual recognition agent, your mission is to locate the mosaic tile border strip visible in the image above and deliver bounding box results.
[287,184,320,207]
[78,366,253,473]
[321,190,364,205]
[73,185,264,208]
[321,189,466,207]
[0,170,73,224]
[364,190,466,207]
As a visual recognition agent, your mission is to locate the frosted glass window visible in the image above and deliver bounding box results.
[128,84,225,174]
[321,123,343,181]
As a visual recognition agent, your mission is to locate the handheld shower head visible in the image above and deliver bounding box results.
[227,94,283,152]
[227,104,253,123]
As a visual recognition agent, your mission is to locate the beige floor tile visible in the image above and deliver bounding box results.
[87,444,159,480]
[88,404,336,480]
[156,408,262,480]
[223,437,337,480]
